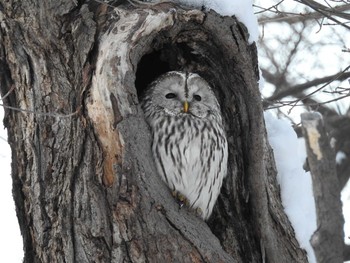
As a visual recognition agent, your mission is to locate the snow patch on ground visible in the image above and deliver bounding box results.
[264,111,317,263]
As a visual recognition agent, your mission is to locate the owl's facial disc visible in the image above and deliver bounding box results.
[146,71,220,118]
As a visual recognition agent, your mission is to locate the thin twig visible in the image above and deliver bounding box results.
[294,0,350,30]
[0,104,80,118]
[265,92,350,112]
[258,3,350,24]
[0,85,15,101]
[264,66,350,106]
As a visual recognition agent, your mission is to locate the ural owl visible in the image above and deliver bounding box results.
[141,71,228,220]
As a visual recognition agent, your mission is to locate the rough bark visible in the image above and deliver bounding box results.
[344,244,350,261]
[0,1,308,262]
[301,112,344,263]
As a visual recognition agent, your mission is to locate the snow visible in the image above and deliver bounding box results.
[264,111,317,263]
[258,68,265,91]
[343,181,350,246]
[177,0,259,43]
[0,107,24,262]
[336,151,346,164]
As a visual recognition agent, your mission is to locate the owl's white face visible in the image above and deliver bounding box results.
[145,72,220,118]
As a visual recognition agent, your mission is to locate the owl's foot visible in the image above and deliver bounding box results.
[172,190,190,208]
[195,207,203,218]
[171,191,203,218]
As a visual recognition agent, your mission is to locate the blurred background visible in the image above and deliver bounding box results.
[254,0,350,248]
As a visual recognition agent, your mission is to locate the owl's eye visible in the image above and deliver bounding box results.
[165,93,176,99]
[193,94,202,101]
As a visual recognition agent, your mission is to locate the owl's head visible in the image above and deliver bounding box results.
[143,71,221,119]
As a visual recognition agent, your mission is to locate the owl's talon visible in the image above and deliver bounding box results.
[195,207,203,217]
[177,193,190,207]
[172,190,177,198]
[172,191,190,208]
[177,193,186,202]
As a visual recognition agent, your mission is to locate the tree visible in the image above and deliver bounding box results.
[0,0,326,262]
[255,0,350,189]
[255,0,350,261]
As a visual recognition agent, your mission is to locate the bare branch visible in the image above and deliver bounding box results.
[263,68,350,107]
[294,0,350,29]
[294,96,339,116]
[265,92,350,113]
[253,1,286,15]
[258,3,350,25]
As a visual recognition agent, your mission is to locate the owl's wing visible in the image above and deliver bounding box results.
[153,133,188,192]
[185,123,228,218]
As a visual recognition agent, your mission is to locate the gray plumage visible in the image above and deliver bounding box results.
[141,71,228,220]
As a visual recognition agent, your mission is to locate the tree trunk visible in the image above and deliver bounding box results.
[0,1,308,262]
[301,112,344,263]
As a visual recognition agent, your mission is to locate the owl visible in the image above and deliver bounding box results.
[141,71,228,220]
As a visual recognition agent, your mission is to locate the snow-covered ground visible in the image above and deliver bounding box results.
[265,112,317,262]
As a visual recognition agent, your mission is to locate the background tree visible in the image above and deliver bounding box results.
[254,0,350,260]
[255,0,350,188]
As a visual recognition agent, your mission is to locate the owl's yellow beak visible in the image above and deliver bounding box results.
[183,101,189,113]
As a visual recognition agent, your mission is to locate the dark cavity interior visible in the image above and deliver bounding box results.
[135,43,203,99]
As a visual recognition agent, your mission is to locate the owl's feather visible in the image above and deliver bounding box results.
[142,71,228,220]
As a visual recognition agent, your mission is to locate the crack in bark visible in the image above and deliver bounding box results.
[164,215,207,262]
